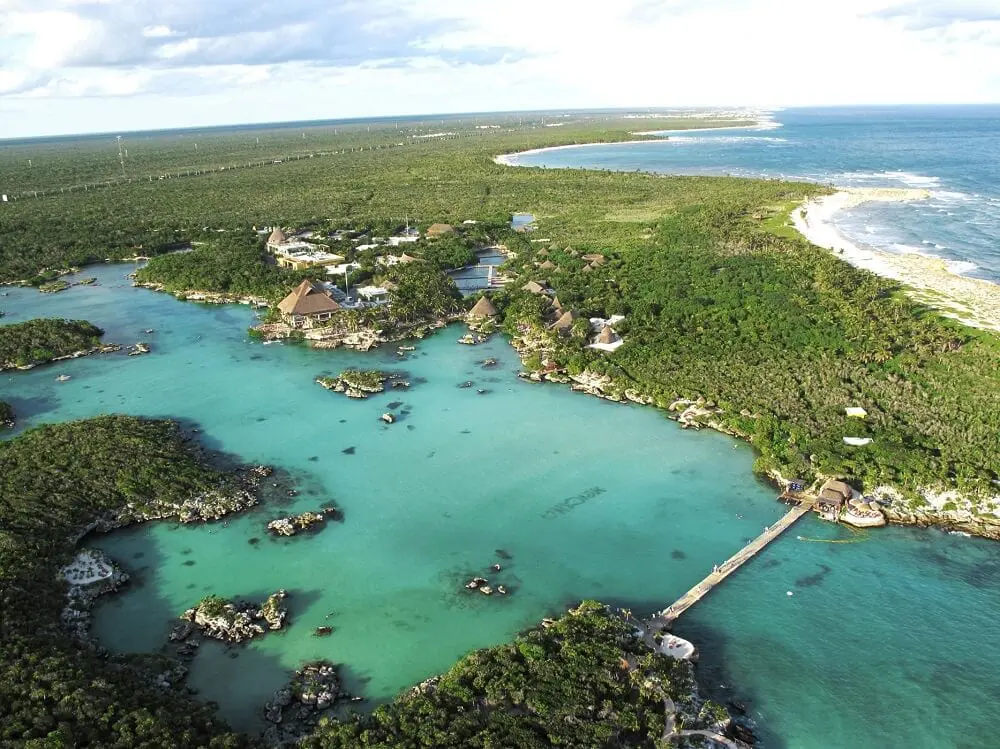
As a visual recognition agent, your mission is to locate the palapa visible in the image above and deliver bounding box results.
[468,296,498,319]
[277,280,341,317]
[550,309,579,332]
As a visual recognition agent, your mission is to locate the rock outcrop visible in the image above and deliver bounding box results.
[178,589,289,645]
[267,508,338,537]
[263,660,349,745]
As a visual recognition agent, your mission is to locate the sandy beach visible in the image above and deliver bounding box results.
[493,119,773,167]
[792,189,1000,332]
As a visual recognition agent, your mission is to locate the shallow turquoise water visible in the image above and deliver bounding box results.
[3,265,1000,747]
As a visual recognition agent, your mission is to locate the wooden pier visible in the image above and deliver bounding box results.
[649,499,815,629]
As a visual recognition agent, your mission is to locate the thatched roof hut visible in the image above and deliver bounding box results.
[468,296,498,319]
[539,260,556,270]
[824,479,854,500]
[521,281,547,295]
[582,253,606,266]
[596,325,620,345]
[582,264,594,273]
[267,227,287,247]
[426,223,455,238]
[277,280,341,318]
[818,488,847,508]
[550,309,579,332]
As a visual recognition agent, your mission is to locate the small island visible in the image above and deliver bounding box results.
[174,590,289,644]
[315,369,404,399]
[267,508,340,537]
[38,279,70,293]
[0,318,118,371]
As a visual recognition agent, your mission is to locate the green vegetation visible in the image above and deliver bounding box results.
[418,235,478,270]
[0,318,105,369]
[384,262,464,322]
[0,416,247,747]
[303,601,726,749]
[136,234,304,301]
[4,114,998,498]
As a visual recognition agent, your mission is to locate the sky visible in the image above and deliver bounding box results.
[0,0,998,138]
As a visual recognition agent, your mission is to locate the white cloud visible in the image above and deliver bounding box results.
[0,0,998,137]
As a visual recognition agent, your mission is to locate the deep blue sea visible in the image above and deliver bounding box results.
[512,106,1000,281]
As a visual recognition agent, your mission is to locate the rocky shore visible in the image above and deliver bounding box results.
[134,281,269,307]
[60,463,280,643]
[173,590,289,646]
[1,342,122,372]
[255,314,464,352]
[263,660,358,745]
[511,322,1000,540]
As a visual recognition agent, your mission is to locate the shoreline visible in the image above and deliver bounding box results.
[791,189,1000,332]
[493,119,769,167]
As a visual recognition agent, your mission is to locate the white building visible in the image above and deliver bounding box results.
[356,285,390,304]
[327,261,362,276]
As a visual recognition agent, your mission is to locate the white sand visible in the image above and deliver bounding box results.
[792,189,1000,332]
[493,119,772,166]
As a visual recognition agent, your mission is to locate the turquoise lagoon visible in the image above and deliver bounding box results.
[3,265,1000,747]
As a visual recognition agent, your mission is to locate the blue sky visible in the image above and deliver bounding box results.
[0,0,998,138]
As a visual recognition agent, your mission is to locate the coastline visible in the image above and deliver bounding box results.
[493,119,769,167]
[792,189,1000,332]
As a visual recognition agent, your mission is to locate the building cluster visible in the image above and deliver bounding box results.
[265,228,344,271]
[520,278,625,350]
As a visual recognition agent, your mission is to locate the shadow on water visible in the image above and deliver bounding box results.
[91,524,333,734]
[0,387,61,431]
[672,619,790,749]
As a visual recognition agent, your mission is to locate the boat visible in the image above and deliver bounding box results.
[56,374,71,382]
[262,340,283,345]
[381,413,395,424]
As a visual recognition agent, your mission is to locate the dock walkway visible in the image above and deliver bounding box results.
[649,499,814,629]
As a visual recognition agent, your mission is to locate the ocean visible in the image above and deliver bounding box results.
[510,106,1000,282]
[3,106,1000,748]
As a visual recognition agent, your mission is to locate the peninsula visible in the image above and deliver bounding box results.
[0,318,117,371]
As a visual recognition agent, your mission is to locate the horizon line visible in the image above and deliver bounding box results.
[2,102,999,144]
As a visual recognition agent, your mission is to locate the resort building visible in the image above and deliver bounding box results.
[377,253,420,267]
[588,325,624,352]
[521,281,549,295]
[550,309,580,334]
[467,296,498,320]
[817,479,854,512]
[277,280,342,328]
[266,226,344,270]
[326,261,361,276]
[276,250,345,271]
[356,285,391,304]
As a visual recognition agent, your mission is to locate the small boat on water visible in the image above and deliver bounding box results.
[381,413,395,424]
[948,530,972,537]
[262,340,283,345]
[56,374,71,382]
